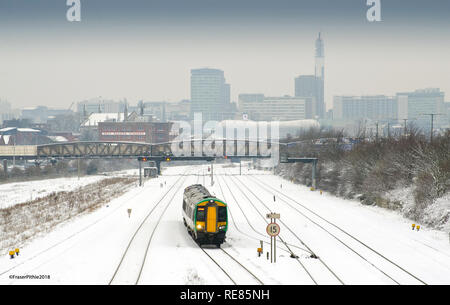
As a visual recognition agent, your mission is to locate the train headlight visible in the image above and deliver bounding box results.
[219,225,226,230]
[196,224,203,230]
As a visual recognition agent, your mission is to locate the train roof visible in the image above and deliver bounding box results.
[184,184,218,204]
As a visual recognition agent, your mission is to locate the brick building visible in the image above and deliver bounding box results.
[98,121,172,143]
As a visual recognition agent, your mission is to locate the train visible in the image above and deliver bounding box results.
[182,184,228,247]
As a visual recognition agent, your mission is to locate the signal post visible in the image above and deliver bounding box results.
[266,212,280,263]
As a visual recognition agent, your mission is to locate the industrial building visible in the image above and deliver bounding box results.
[98,121,172,144]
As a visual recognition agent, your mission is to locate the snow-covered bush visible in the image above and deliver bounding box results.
[279,129,450,230]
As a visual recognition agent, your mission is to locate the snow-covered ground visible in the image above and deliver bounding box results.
[0,175,107,209]
[1,163,450,285]
[0,169,141,209]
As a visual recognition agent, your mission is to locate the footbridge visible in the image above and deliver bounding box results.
[0,139,279,160]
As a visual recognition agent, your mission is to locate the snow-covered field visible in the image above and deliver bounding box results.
[1,163,450,285]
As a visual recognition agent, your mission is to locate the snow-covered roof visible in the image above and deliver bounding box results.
[17,128,41,132]
[81,113,125,127]
[0,127,15,133]
[0,127,41,133]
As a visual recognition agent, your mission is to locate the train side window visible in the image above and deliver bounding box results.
[183,200,186,211]
[196,208,205,221]
[218,206,227,222]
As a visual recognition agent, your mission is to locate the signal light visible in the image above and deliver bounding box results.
[165,157,171,162]
[138,157,148,162]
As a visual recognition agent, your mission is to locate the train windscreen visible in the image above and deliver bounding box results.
[196,208,205,221]
[218,206,227,222]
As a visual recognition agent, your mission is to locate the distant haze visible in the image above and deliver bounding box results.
[0,0,449,110]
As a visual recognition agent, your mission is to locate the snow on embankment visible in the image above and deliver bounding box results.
[278,163,450,232]
[0,177,137,254]
[387,187,450,232]
[0,175,107,209]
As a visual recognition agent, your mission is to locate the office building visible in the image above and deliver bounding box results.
[333,95,397,122]
[190,68,233,121]
[238,94,307,121]
[397,88,446,129]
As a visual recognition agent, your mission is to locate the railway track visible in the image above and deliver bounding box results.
[247,174,428,285]
[199,247,264,285]
[215,172,311,256]
[0,175,156,281]
[220,168,342,285]
[182,167,266,285]
[216,166,336,285]
[108,168,193,284]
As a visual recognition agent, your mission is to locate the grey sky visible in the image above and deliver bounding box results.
[0,0,449,110]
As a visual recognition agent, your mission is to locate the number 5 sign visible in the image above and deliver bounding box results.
[266,222,280,237]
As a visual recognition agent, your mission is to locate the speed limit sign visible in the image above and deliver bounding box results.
[266,222,280,237]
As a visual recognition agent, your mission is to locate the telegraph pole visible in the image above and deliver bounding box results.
[421,113,443,142]
[387,121,391,139]
[402,119,408,137]
[375,121,379,142]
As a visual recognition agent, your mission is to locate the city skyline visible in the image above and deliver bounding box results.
[0,0,449,109]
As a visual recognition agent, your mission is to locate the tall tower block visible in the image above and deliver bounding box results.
[314,32,325,118]
[315,32,324,79]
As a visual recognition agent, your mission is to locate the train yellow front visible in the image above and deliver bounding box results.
[182,184,228,247]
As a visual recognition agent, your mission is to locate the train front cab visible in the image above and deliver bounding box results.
[194,199,227,247]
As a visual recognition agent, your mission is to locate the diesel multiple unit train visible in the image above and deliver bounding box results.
[182,184,228,247]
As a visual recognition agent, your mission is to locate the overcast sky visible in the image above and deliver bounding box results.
[0,0,449,110]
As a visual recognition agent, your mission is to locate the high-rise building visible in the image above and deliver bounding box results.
[294,33,325,119]
[294,75,316,119]
[333,95,397,121]
[397,88,446,129]
[238,94,308,121]
[190,68,233,121]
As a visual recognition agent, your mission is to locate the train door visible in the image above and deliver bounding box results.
[206,206,217,233]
